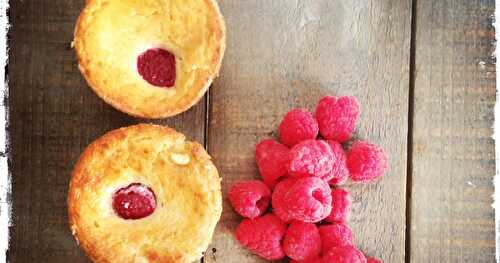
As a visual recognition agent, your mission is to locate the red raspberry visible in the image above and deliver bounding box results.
[367,257,383,263]
[347,141,388,183]
[288,140,335,181]
[137,48,176,87]
[112,183,156,220]
[279,109,319,147]
[325,188,351,223]
[283,222,322,261]
[229,180,271,219]
[235,214,287,260]
[323,246,367,263]
[319,223,353,252]
[271,178,296,222]
[255,139,289,188]
[315,96,360,142]
[284,177,332,223]
[325,140,349,185]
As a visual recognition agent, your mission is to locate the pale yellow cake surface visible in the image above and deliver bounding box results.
[74,0,225,118]
[68,124,222,263]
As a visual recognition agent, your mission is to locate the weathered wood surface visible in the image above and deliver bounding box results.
[6,0,497,262]
[409,0,496,262]
[7,0,207,262]
[205,1,412,262]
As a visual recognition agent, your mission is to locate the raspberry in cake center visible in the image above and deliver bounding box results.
[112,183,157,220]
[137,48,176,87]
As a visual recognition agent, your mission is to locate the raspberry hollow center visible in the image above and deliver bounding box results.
[137,48,176,87]
[312,189,327,204]
[112,183,157,220]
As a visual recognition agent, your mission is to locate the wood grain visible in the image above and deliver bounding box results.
[409,0,496,262]
[7,0,207,262]
[205,1,412,262]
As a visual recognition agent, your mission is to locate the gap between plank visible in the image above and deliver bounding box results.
[405,0,418,262]
[204,88,211,151]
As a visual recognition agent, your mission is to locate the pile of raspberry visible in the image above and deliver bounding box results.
[228,96,388,263]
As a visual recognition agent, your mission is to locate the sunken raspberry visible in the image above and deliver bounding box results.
[319,223,353,252]
[315,96,360,142]
[112,183,156,220]
[279,109,319,147]
[137,48,176,87]
[271,178,296,222]
[325,188,351,223]
[255,139,289,188]
[323,246,367,263]
[288,140,335,181]
[236,214,287,260]
[229,180,271,219]
[284,177,332,223]
[347,141,388,183]
[326,140,349,185]
[367,257,383,263]
[283,222,322,261]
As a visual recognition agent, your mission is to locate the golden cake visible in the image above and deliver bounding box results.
[74,0,226,118]
[68,124,222,263]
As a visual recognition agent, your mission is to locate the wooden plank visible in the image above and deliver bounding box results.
[205,1,412,262]
[409,0,496,262]
[7,0,207,262]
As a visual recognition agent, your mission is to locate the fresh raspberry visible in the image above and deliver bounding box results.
[229,180,271,219]
[319,223,353,252]
[235,214,287,260]
[137,48,176,87]
[284,177,332,223]
[279,109,319,147]
[325,188,351,223]
[112,183,156,220]
[283,222,322,261]
[288,140,335,181]
[315,96,360,142]
[323,246,367,263]
[325,140,349,185]
[255,139,289,188]
[347,141,388,183]
[271,178,296,222]
[366,257,383,263]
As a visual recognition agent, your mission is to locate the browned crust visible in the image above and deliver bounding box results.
[74,0,226,119]
[68,124,221,263]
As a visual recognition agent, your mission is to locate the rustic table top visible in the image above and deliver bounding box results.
[7,0,496,262]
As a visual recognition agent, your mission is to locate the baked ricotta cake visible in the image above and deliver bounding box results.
[68,124,222,262]
[74,0,226,118]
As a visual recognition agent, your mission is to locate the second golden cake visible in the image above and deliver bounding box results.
[68,124,222,262]
[74,0,226,118]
